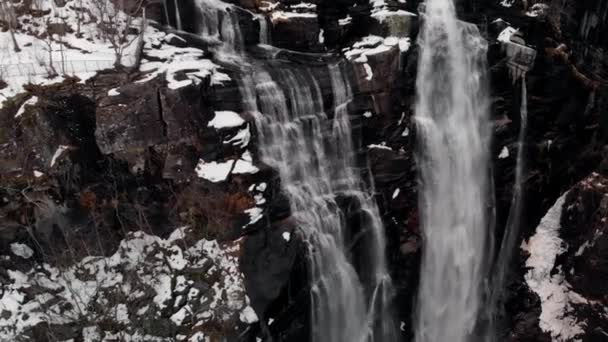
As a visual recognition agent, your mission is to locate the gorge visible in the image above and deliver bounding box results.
[0,0,607,341]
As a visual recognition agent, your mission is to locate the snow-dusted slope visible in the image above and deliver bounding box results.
[0,0,229,109]
[0,227,256,341]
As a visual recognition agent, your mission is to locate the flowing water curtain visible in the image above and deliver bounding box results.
[414,0,493,341]
[191,1,396,339]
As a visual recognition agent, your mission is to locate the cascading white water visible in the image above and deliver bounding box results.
[194,1,395,339]
[257,14,270,45]
[195,0,243,54]
[414,0,491,341]
[240,63,395,342]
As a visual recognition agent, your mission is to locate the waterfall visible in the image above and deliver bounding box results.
[174,0,183,30]
[257,14,270,45]
[487,75,528,338]
[414,0,492,341]
[193,0,395,340]
[241,63,396,342]
[162,0,170,27]
[195,0,243,54]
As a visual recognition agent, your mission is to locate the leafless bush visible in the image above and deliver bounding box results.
[92,0,146,67]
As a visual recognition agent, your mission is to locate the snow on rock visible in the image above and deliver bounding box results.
[195,159,234,183]
[364,63,374,81]
[225,125,252,148]
[208,111,246,129]
[498,26,517,43]
[107,88,120,97]
[392,188,401,199]
[138,28,230,87]
[195,151,258,183]
[368,143,393,151]
[343,36,410,80]
[239,305,259,324]
[14,96,38,118]
[245,207,264,225]
[500,0,515,8]
[10,243,34,259]
[0,228,254,340]
[50,145,70,167]
[270,11,317,23]
[282,232,291,242]
[371,9,417,24]
[233,151,260,175]
[521,193,587,341]
[498,146,510,159]
[0,0,140,109]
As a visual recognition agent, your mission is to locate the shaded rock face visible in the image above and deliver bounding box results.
[559,173,608,338]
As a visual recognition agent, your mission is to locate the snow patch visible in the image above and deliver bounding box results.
[498,146,510,159]
[14,96,38,118]
[498,27,517,43]
[208,111,245,129]
[50,145,70,167]
[10,243,34,259]
[392,188,401,199]
[368,143,392,151]
[522,193,587,341]
[195,159,234,183]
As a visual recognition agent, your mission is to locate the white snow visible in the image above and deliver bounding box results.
[256,183,268,192]
[245,207,264,225]
[33,170,44,178]
[50,145,70,167]
[10,243,34,259]
[371,9,417,24]
[368,143,392,151]
[107,88,120,97]
[170,306,190,326]
[0,0,140,109]
[195,159,234,183]
[232,151,259,175]
[271,11,317,22]
[239,305,259,323]
[14,96,38,118]
[363,111,373,118]
[208,111,245,129]
[498,146,510,159]
[500,0,515,8]
[319,29,325,44]
[339,15,353,26]
[498,27,517,43]
[522,193,587,341]
[392,189,401,199]
[364,63,374,81]
[0,228,251,340]
[402,127,410,137]
[282,232,291,242]
[225,125,252,148]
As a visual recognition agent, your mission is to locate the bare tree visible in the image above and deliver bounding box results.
[0,1,21,52]
[92,0,146,68]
